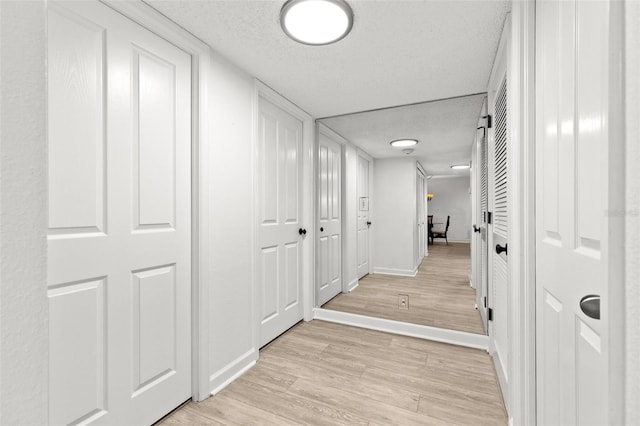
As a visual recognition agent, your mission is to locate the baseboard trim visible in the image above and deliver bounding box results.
[372,267,418,277]
[492,346,510,412]
[312,308,489,350]
[346,279,358,292]
[209,348,257,395]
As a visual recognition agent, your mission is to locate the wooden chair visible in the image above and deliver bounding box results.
[427,215,434,245]
[432,215,450,245]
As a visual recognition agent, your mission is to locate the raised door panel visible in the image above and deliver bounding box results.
[48,6,106,236]
[49,278,107,426]
[133,49,176,230]
[319,145,329,221]
[132,265,177,396]
[283,126,300,224]
[284,242,300,309]
[260,246,279,323]
[260,112,279,226]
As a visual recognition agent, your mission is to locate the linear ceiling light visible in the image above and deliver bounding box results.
[450,164,471,170]
[390,139,418,148]
[280,0,354,45]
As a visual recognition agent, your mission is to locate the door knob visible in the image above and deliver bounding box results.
[320,227,324,232]
[298,228,307,236]
[580,295,600,320]
[473,224,481,233]
[495,243,508,255]
[366,221,372,226]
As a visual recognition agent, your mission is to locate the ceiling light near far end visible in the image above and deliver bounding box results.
[281,0,354,45]
[390,139,418,148]
[451,164,470,170]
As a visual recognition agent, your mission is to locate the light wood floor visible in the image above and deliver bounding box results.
[323,243,486,335]
[159,320,507,425]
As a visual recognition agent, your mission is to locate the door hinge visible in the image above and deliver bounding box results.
[487,211,493,224]
[483,114,493,128]
[488,308,494,321]
[483,297,487,308]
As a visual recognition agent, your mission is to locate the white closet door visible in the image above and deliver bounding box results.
[257,96,304,346]
[536,0,611,423]
[477,125,489,327]
[487,21,510,403]
[357,153,371,279]
[47,1,191,424]
[317,133,342,306]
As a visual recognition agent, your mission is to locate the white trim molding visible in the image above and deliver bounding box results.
[346,279,359,293]
[208,349,258,395]
[624,1,640,423]
[313,308,489,350]
[372,267,418,277]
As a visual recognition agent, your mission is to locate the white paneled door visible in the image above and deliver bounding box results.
[357,153,371,279]
[47,1,191,424]
[257,96,304,347]
[487,20,510,401]
[536,0,611,424]
[317,132,343,306]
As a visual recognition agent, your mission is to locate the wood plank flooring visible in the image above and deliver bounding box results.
[159,320,507,426]
[323,243,486,335]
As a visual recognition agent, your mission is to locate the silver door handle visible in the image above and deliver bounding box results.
[580,295,600,320]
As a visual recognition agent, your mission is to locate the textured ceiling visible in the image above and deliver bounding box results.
[145,0,510,118]
[320,94,486,176]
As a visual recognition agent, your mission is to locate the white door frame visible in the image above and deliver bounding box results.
[252,80,315,340]
[623,1,640,422]
[98,0,212,402]
[507,1,536,424]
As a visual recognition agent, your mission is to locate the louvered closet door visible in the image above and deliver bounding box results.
[492,76,509,367]
[47,1,191,424]
[487,32,509,395]
[478,127,489,326]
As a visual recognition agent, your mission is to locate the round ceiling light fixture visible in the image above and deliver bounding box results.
[390,139,419,148]
[280,0,354,46]
[451,164,471,170]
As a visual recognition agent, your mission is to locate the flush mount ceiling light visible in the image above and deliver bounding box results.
[390,139,419,148]
[280,0,354,45]
[451,164,471,170]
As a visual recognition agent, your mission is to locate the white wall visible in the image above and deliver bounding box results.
[206,54,257,392]
[427,176,472,242]
[0,1,49,424]
[372,158,418,275]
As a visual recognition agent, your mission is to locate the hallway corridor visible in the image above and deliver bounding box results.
[159,320,506,425]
